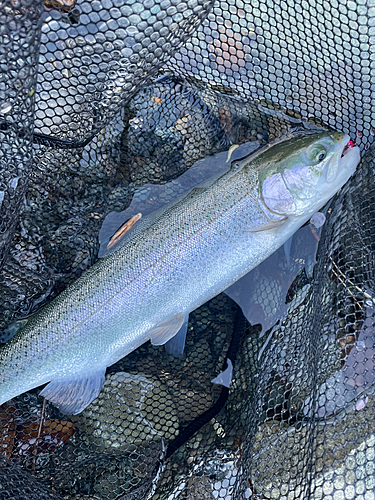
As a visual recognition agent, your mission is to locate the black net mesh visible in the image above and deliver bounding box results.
[1,0,375,499]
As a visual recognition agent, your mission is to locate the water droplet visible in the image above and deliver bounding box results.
[310,212,326,229]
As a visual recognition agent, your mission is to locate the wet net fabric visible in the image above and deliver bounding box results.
[1,0,375,499]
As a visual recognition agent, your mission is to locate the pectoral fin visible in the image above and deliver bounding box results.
[149,313,186,346]
[164,314,189,358]
[283,235,293,265]
[247,217,288,233]
[40,369,106,415]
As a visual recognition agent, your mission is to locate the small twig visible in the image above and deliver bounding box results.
[330,258,358,303]
[329,257,361,308]
[31,397,46,473]
[329,257,375,308]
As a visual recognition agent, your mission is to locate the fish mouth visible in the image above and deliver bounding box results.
[323,134,359,185]
[341,139,354,158]
[336,134,360,181]
[339,135,360,168]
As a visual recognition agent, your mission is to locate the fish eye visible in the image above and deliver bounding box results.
[307,144,327,163]
[318,152,326,162]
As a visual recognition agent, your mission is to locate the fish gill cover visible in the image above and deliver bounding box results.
[0,0,374,499]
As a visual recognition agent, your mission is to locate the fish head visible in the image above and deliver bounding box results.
[259,131,360,217]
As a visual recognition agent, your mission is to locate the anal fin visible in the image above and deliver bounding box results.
[40,369,106,415]
[164,314,189,358]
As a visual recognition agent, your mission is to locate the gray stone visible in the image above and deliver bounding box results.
[72,372,179,453]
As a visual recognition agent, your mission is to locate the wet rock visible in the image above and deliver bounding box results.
[72,372,179,453]
[249,400,375,500]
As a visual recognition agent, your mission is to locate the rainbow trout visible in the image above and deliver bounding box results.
[0,131,360,414]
